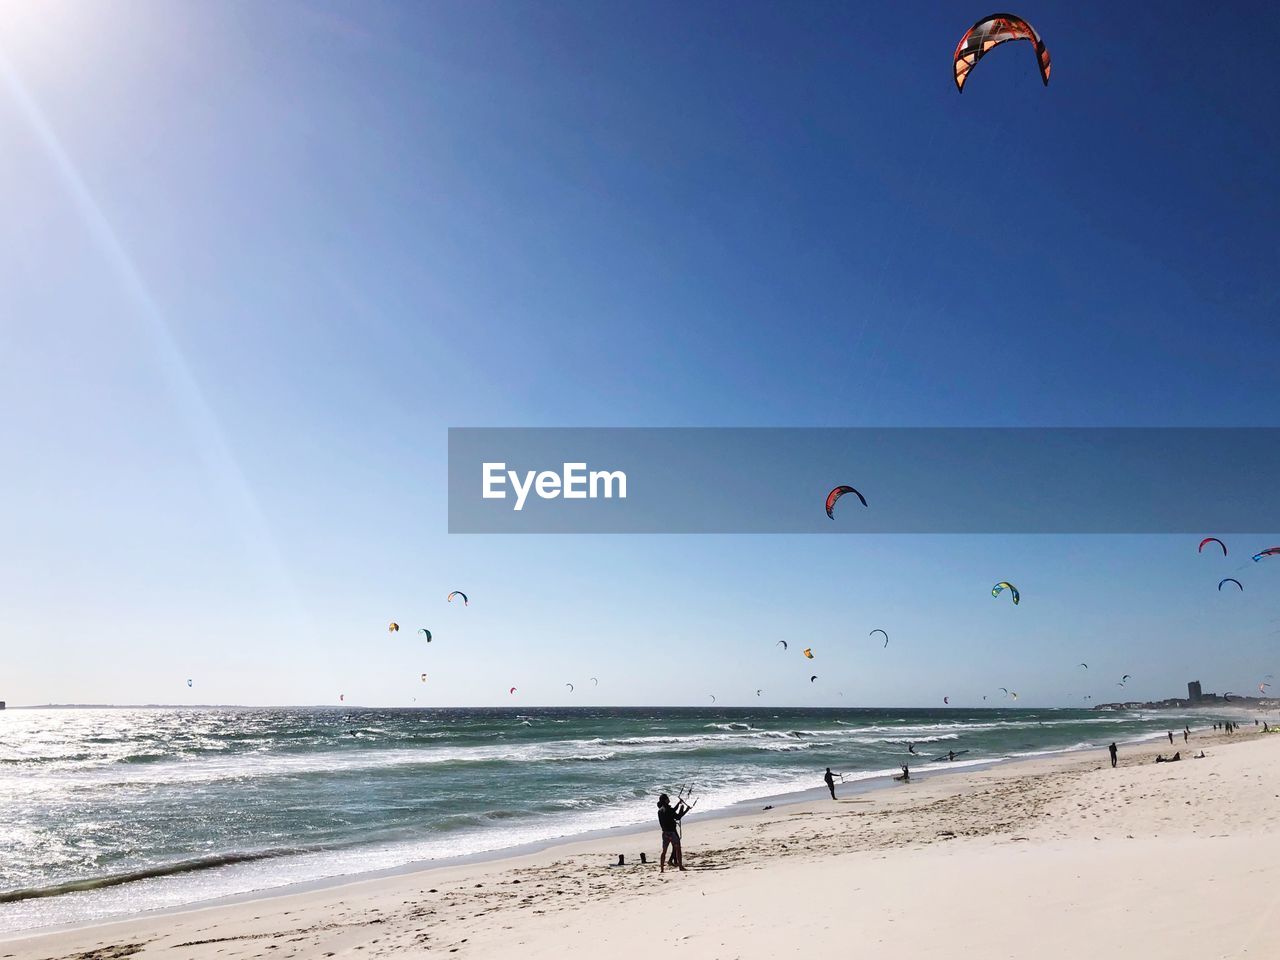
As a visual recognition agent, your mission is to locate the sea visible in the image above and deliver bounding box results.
[0,704,1232,934]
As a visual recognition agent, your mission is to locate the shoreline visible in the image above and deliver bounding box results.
[3,717,1262,953]
[0,723,1174,934]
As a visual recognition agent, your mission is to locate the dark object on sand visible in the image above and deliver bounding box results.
[640,852,648,864]
[616,854,625,866]
[1155,752,1182,763]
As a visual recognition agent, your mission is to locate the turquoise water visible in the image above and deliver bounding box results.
[0,705,1228,933]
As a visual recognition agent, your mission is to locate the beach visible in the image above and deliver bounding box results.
[4,722,1276,959]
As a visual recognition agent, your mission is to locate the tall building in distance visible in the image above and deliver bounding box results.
[1188,681,1203,702]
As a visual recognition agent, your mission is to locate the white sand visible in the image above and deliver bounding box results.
[5,726,1278,959]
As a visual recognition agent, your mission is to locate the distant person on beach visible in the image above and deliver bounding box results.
[908,743,916,755]
[1155,752,1182,763]
[656,794,689,873]
[1183,729,1189,744]
[894,764,910,782]
[1167,731,1174,744]
[947,750,956,762]
[824,767,837,800]
[1108,742,1118,768]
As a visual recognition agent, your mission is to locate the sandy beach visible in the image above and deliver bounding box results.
[4,723,1277,959]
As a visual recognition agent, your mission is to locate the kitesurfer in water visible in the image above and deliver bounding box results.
[657,794,689,872]
[823,767,837,800]
[1108,742,1118,768]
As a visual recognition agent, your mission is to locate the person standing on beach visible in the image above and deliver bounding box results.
[1183,728,1189,744]
[823,767,837,800]
[657,794,689,873]
[1168,731,1174,745]
[1108,742,1118,768]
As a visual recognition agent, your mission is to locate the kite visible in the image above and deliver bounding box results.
[1219,578,1243,592]
[992,582,1020,605]
[1224,692,1234,702]
[565,683,574,693]
[953,13,1051,92]
[1079,663,1088,669]
[777,640,788,650]
[870,628,889,648]
[340,694,345,701]
[1121,674,1131,683]
[448,591,469,605]
[1010,692,1019,700]
[509,686,517,695]
[420,673,428,682]
[803,648,815,659]
[1199,537,1227,555]
[418,628,432,642]
[1253,548,1280,562]
[810,675,818,683]
[591,677,599,686]
[756,689,762,696]
[709,694,717,703]
[186,679,193,688]
[825,484,867,519]
[999,687,1009,696]
[1261,683,1272,694]
[943,696,950,704]
[388,622,400,633]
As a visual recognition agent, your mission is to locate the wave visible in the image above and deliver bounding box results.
[0,847,322,905]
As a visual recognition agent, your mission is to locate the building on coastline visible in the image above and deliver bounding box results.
[1188,681,1202,702]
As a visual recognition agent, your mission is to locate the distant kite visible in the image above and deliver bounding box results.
[418,628,432,642]
[756,689,762,696]
[803,648,815,659]
[709,694,717,704]
[448,591,470,605]
[509,686,517,695]
[1253,548,1280,562]
[1199,537,1227,555]
[777,640,788,650]
[1079,663,1088,669]
[1219,578,1243,592]
[954,13,1050,92]
[420,673,428,683]
[565,683,574,693]
[871,629,889,648]
[810,675,818,683]
[992,582,1020,605]
[943,696,950,704]
[186,679,193,688]
[388,622,400,633]
[825,485,867,519]
[591,677,599,686]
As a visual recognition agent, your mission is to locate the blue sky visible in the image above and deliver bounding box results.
[2,1,1278,707]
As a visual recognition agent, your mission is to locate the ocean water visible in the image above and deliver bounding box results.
[0,705,1227,934]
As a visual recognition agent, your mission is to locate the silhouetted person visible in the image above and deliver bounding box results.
[1183,729,1188,744]
[656,793,689,872]
[1167,731,1174,745]
[948,750,956,762]
[824,767,837,800]
[1108,742,1118,768]
[894,764,910,782]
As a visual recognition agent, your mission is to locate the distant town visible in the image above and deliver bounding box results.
[1093,680,1277,711]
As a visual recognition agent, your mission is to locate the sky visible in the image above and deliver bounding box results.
[2,0,1279,708]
